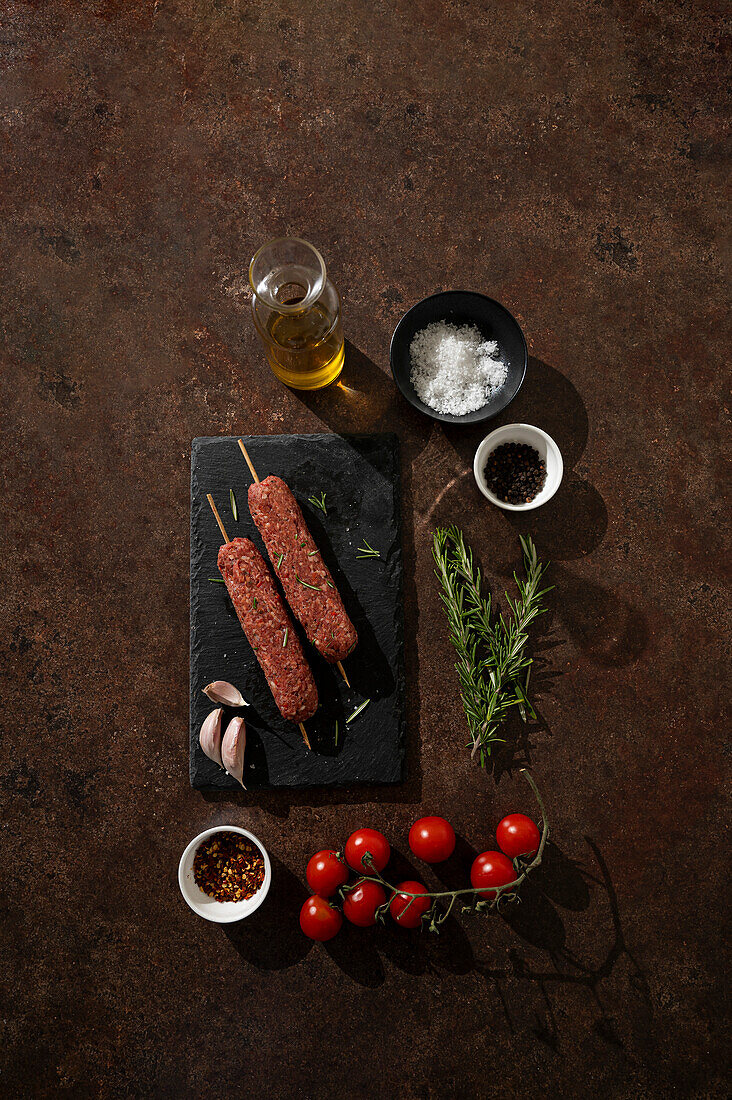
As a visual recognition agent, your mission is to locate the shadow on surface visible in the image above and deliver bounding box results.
[323,843,478,986]
[312,835,650,1053]
[289,340,433,809]
[440,356,607,561]
[223,855,310,970]
[430,355,647,696]
[504,837,652,1051]
[304,506,395,705]
[551,565,649,668]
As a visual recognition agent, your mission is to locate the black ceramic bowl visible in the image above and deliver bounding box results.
[389,291,528,425]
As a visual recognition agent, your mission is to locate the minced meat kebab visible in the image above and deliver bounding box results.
[217,537,318,724]
[248,475,358,664]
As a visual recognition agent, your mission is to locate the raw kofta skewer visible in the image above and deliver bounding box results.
[206,494,316,749]
[237,441,357,684]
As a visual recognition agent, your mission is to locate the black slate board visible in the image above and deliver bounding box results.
[190,433,405,789]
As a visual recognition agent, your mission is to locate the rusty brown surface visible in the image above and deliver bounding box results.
[1,2,729,1097]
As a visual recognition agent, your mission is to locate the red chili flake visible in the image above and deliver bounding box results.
[193,832,265,902]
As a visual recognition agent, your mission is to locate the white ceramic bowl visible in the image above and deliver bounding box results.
[178,826,271,923]
[473,423,563,511]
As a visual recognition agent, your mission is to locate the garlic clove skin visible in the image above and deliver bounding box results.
[202,681,249,707]
[221,716,247,789]
[199,708,224,767]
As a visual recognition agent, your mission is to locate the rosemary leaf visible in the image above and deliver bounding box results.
[346,699,371,724]
[356,540,380,559]
[308,491,327,515]
[208,577,225,583]
[295,574,323,591]
[282,627,288,647]
[230,489,238,521]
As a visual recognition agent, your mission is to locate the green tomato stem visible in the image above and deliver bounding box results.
[346,769,548,916]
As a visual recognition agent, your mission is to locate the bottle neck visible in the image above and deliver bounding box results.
[249,238,327,316]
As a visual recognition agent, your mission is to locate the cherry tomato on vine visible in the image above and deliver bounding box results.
[408,816,456,863]
[496,814,541,860]
[470,851,516,899]
[299,895,342,941]
[342,880,386,926]
[390,880,432,928]
[306,850,349,897]
[344,828,390,874]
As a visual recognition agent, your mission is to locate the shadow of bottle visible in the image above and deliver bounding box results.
[291,339,435,805]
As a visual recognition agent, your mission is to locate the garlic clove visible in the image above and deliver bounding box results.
[202,681,249,708]
[221,716,247,789]
[199,708,224,767]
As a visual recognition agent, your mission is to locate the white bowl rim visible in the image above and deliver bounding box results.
[473,423,563,511]
[178,825,271,923]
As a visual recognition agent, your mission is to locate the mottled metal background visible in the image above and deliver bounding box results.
[0,1,728,1097]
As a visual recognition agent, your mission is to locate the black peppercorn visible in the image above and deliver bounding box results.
[483,442,546,504]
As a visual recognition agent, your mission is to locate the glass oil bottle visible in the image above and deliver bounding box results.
[249,237,345,390]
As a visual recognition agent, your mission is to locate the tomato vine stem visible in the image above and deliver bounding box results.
[340,770,549,932]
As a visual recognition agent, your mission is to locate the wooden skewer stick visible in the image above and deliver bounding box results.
[238,438,260,483]
[337,661,351,687]
[207,491,310,751]
[207,493,230,544]
[237,438,351,687]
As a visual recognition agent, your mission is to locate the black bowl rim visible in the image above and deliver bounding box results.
[388,290,528,425]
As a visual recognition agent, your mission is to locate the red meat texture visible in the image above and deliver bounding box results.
[217,538,318,723]
[248,476,358,663]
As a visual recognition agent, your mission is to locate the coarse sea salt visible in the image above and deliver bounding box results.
[409,321,508,415]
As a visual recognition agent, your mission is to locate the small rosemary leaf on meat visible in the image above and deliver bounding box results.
[308,491,327,515]
[346,699,370,724]
[282,627,288,647]
[307,550,319,557]
[208,577,225,583]
[230,489,238,521]
[326,581,334,588]
[277,552,284,568]
[252,596,257,609]
[295,573,323,591]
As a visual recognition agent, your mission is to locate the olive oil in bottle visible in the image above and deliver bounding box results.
[249,239,345,390]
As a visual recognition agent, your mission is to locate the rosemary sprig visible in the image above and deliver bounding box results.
[432,527,551,766]
[308,491,327,515]
[230,489,238,521]
[356,540,380,559]
[295,574,323,591]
